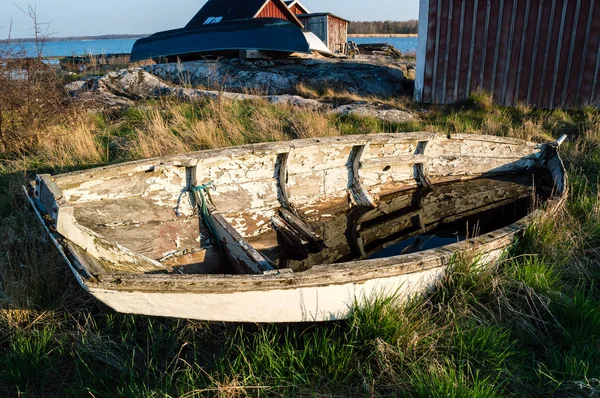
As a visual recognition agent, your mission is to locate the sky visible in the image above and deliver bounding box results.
[0,0,420,39]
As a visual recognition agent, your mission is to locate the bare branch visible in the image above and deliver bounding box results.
[0,4,68,153]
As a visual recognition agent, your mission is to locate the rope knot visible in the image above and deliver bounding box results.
[190,181,222,251]
[190,182,215,193]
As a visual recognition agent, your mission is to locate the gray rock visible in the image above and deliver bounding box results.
[142,58,412,98]
[66,68,417,123]
[65,78,98,95]
[333,103,416,124]
[97,69,171,99]
[267,95,327,109]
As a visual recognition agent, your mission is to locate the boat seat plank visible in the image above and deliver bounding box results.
[72,197,203,261]
[278,208,324,248]
[89,220,201,261]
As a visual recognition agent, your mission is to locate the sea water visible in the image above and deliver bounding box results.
[9,37,418,58]
[351,37,418,54]
[9,38,139,58]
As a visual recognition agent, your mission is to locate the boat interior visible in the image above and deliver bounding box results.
[33,134,564,278]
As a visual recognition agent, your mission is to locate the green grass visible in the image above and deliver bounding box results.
[1,92,600,396]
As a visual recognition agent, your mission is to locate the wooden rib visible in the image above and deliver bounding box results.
[277,151,291,209]
[350,145,376,208]
[415,164,433,191]
[415,140,432,190]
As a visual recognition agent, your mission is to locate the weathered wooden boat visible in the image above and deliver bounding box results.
[26,133,567,322]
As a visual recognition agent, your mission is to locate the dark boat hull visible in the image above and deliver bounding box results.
[131,18,310,62]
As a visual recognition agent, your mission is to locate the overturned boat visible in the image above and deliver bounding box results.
[27,133,567,322]
[129,0,336,62]
[130,18,311,63]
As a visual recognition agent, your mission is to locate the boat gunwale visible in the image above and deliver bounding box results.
[48,132,539,183]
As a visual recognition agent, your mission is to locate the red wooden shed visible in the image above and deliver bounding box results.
[298,13,349,54]
[415,0,600,109]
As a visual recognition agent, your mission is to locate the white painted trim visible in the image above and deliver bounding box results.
[286,0,310,14]
[255,0,305,28]
[24,187,89,290]
[253,0,271,18]
[415,0,430,103]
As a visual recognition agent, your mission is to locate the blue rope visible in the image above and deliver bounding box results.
[190,182,215,193]
[191,182,222,251]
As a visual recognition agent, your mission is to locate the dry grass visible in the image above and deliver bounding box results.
[0,84,599,396]
[510,120,555,142]
[134,107,195,158]
[294,82,414,110]
[36,117,104,167]
[132,98,343,158]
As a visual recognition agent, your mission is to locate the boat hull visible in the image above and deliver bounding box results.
[27,133,568,322]
[130,18,311,62]
[92,268,445,322]
[90,235,516,322]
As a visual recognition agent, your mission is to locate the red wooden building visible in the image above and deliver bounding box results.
[284,0,349,54]
[415,0,600,109]
[186,0,304,29]
[285,0,310,15]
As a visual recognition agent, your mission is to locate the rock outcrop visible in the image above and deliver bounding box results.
[142,58,414,98]
[66,66,416,124]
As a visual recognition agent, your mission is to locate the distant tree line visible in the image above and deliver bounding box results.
[0,34,147,44]
[348,20,419,35]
